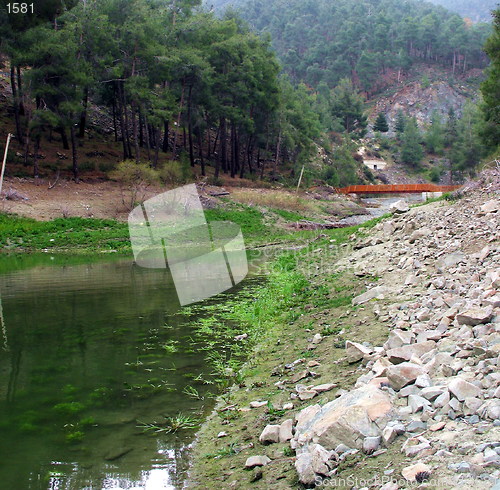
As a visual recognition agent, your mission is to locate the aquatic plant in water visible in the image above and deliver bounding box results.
[137,413,201,434]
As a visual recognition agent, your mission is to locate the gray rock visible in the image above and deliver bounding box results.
[408,394,431,413]
[292,386,394,451]
[479,199,500,214]
[390,200,409,213]
[312,383,337,393]
[386,340,436,364]
[279,419,294,443]
[464,397,483,415]
[415,374,432,388]
[382,426,398,445]
[456,307,493,326]
[399,384,422,397]
[385,362,426,390]
[402,462,432,482]
[259,424,281,444]
[362,436,381,454]
[245,455,271,468]
[298,389,318,401]
[438,252,466,269]
[448,461,471,473]
[345,340,372,363]
[352,286,388,305]
[383,329,415,351]
[295,444,332,485]
[406,420,427,432]
[380,483,399,490]
[335,444,352,455]
[421,386,445,401]
[448,377,482,401]
[403,439,431,457]
[409,227,432,243]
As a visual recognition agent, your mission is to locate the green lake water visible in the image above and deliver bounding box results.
[0,253,262,489]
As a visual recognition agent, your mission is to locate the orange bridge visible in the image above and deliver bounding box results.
[336,184,461,194]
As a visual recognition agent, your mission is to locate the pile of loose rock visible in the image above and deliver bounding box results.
[256,173,500,488]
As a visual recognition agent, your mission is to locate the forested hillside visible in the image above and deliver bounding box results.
[0,0,497,190]
[0,0,322,184]
[213,0,492,92]
[423,0,498,23]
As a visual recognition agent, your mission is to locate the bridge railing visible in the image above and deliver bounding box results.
[336,184,461,194]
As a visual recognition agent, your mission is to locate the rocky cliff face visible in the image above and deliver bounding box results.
[372,79,475,130]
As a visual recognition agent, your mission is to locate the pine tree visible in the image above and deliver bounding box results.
[395,110,406,135]
[451,102,485,175]
[480,8,500,150]
[330,78,367,137]
[373,112,389,132]
[425,111,444,154]
[400,117,423,166]
[445,107,458,147]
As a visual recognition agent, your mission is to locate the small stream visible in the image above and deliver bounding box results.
[0,254,263,489]
[338,194,427,226]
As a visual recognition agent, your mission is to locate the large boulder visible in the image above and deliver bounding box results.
[385,362,426,390]
[292,386,394,451]
[390,200,409,213]
[345,340,373,363]
[386,340,436,364]
[352,286,388,305]
[456,307,493,326]
[479,199,500,215]
[295,443,334,486]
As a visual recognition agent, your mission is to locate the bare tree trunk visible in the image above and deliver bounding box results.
[117,90,129,160]
[118,82,132,159]
[153,126,161,168]
[197,128,205,176]
[16,66,24,116]
[206,115,211,160]
[162,120,169,152]
[273,129,282,179]
[219,117,227,174]
[70,117,79,182]
[172,80,185,158]
[257,148,266,180]
[59,126,69,150]
[22,99,32,167]
[112,95,118,142]
[138,109,144,148]
[131,104,139,164]
[144,116,151,162]
[187,85,195,167]
[10,66,23,144]
[33,136,40,178]
[78,86,89,139]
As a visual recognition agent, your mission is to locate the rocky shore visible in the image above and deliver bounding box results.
[188,168,499,489]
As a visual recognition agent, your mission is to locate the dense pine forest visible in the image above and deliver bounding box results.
[0,0,498,188]
[212,0,492,91]
[0,0,321,183]
[423,0,499,23]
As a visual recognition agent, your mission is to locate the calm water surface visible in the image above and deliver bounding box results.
[0,254,259,489]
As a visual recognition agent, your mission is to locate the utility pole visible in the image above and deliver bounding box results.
[296,164,305,192]
[0,133,13,197]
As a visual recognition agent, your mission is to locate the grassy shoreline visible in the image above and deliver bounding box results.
[185,214,401,488]
[0,203,357,254]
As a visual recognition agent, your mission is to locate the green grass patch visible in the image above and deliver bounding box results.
[0,213,130,253]
[271,208,305,222]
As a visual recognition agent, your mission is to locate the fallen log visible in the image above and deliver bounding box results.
[289,220,349,230]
